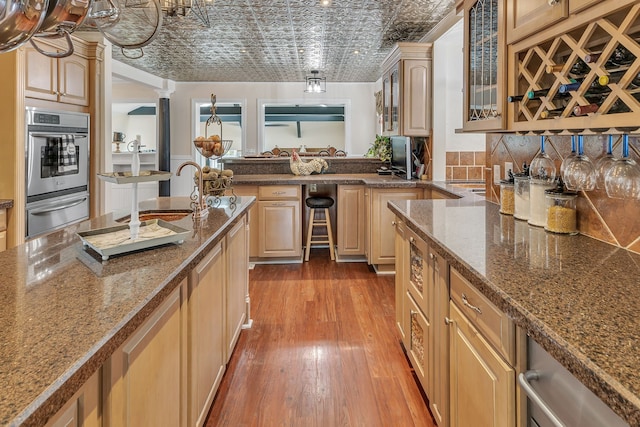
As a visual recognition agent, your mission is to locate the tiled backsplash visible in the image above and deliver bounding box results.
[446,151,486,181]
[486,134,640,253]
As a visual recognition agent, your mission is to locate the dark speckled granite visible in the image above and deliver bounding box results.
[0,199,14,209]
[388,191,640,425]
[0,196,254,426]
[233,173,431,188]
[222,156,384,175]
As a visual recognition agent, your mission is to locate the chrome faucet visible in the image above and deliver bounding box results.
[176,161,209,219]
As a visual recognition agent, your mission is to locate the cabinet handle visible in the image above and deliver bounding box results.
[409,237,415,243]
[444,317,453,325]
[461,293,482,314]
[392,220,396,226]
[547,0,559,5]
[272,191,286,195]
[429,253,435,260]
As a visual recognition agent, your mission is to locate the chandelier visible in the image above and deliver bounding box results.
[161,0,210,26]
[304,70,326,93]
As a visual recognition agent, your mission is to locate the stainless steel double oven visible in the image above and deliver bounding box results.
[25,108,90,239]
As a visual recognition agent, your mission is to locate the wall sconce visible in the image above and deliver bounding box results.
[304,70,326,93]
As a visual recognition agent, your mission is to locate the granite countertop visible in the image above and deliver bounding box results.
[387,194,640,425]
[0,196,254,426]
[232,173,437,188]
[0,199,14,209]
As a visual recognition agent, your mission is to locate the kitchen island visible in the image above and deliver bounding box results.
[0,196,254,426]
[388,194,640,425]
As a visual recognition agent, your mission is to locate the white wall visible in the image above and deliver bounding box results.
[432,20,485,181]
[112,107,157,151]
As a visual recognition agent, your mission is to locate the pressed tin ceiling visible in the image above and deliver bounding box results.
[112,0,455,82]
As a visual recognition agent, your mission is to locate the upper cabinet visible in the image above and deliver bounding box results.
[506,0,568,45]
[381,42,432,137]
[462,0,507,132]
[508,0,640,133]
[25,39,90,106]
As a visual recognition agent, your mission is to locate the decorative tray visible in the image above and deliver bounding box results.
[97,170,172,184]
[77,219,189,261]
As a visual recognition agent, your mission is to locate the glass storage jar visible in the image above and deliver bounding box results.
[499,170,515,215]
[545,189,577,234]
[514,172,530,221]
[528,180,556,228]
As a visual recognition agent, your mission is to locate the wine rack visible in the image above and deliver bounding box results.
[509,2,640,133]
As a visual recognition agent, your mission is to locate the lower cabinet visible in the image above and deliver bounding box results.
[103,283,185,427]
[225,216,249,362]
[189,242,226,427]
[232,185,259,258]
[0,208,6,252]
[368,188,422,271]
[258,200,301,257]
[449,302,515,427]
[337,184,366,258]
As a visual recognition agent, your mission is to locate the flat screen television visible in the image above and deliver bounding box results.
[390,136,412,180]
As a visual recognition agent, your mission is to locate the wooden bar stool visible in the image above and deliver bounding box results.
[304,196,335,261]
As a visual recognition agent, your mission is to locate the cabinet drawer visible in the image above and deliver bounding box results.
[450,267,514,364]
[258,185,300,200]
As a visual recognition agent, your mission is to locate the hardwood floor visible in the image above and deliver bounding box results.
[205,249,436,427]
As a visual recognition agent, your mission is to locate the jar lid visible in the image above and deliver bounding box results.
[514,162,530,178]
[544,187,577,197]
[500,169,515,184]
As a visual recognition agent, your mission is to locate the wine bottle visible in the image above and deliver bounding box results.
[558,81,583,93]
[573,103,599,115]
[546,58,590,77]
[527,88,550,99]
[584,46,636,67]
[599,70,640,87]
[507,95,524,102]
[540,108,566,118]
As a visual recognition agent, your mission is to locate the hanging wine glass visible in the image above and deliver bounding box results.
[604,134,640,199]
[595,135,617,190]
[529,136,556,183]
[564,135,596,191]
[560,135,578,179]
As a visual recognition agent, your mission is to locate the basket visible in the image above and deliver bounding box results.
[199,176,232,196]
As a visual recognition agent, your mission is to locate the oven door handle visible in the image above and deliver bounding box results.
[29,197,87,215]
[29,133,87,139]
[518,371,566,427]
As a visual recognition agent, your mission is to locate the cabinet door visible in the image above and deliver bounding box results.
[383,74,392,133]
[189,244,225,427]
[462,0,507,132]
[58,54,89,106]
[337,185,366,257]
[258,200,301,257]
[431,252,449,427]
[406,291,433,398]
[233,185,259,258]
[394,218,407,343]
[104,283,184,427]
[225,216,248,363]
[390,64,400,135]
[506,0,568,44]
[24,44,58,102]
[402,59,432,136]
[449,303,515,427]
[370,188,421,266]
[405,228,432,319]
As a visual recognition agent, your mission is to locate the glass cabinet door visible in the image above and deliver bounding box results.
[463,0,506,131]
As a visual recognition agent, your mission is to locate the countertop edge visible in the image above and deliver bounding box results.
[12,198,255,427]
[387,199,640,425]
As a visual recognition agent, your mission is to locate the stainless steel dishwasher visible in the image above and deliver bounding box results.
[519,338,628,427]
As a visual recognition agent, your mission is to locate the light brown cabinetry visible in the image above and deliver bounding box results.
[225,216,248,362]
[462,0,507,132]
[25,40,90,106]
[395,223,449,427]
[232,186,259,258]
[337,185,366,258]
[448,267,516,427]
[381,43,432,137]
[0,209,6,252]
[506,0,568,45]
[103,283,185,427]
[257,185,301,258]
[368,188,422,271]
[188,243,225,427]
[45,370,100,427]
[569,0,600,14]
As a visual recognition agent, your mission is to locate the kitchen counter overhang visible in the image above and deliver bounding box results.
[0,196,254,426]
[388,194,640,425]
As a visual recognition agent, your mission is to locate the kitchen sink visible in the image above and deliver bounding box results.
[116,209,192,223]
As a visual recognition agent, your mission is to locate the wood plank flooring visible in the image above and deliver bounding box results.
[205,249,436,427]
